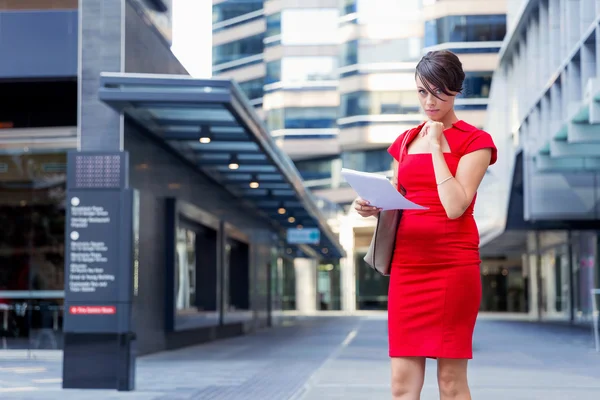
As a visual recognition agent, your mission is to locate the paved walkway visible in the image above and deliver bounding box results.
[0,315,598,399]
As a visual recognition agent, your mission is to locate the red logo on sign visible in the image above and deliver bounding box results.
[69,306,116,315]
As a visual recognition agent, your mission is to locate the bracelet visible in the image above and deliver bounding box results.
[437,176,453,185]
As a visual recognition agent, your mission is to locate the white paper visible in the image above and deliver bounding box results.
[341,168,427,210]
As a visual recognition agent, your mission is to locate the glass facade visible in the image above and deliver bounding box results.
[280,9,338,45]
[212,0,263,24]
[267,107,338,131]
[213,33,264,65]
[424,14,507,47]
[341,37,422,67]
[341,91,420,117]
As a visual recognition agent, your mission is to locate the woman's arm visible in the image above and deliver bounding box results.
[431,146,491,219]
[391,159,398,188]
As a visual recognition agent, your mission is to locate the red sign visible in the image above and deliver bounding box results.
[69,306,116,315]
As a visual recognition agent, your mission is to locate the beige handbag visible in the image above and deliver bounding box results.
[363,126,416,276]
[363,209,402,276]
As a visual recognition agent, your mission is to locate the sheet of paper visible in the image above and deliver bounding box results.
[341,168,427,210]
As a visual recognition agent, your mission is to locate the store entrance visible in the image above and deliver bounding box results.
[0,151,67,351]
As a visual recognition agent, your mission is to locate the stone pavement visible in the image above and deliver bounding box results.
[0,315,598,399]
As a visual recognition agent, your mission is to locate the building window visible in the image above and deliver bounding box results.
[266,12,281,37]
[295,157,338,180]
[354,0,420,24]
[341,91,420,117]
[425,14,507,47]
[267,57,338,84]
[342,148,391,173]
[460,71,493,99]
[266,60,281,84]
[213,33,264,66]
[340,0,356,16]
[281,9,338,45]
[281,57,338,82]
[267,107,338,130]
[341,37,422,67]
[212,0,262,24]
[238,77,264,100]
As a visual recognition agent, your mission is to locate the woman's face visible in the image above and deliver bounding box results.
[416,75,457,122]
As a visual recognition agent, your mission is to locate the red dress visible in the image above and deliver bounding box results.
[386,120,497,359]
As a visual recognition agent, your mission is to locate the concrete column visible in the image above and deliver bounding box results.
[294,258,317,314]
[339,215,357,313]
[79,0,125,151]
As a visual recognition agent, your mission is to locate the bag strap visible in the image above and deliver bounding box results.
[399,122,425,164]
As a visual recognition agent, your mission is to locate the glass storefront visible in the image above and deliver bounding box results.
[355,252,388,310]
[0,151,67,350]
[480,261,527,313]
[521,231,599,323]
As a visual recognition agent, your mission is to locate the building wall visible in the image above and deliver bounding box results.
[126,122,275,355]
[125,0,187,75]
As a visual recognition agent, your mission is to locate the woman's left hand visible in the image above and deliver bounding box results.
[421,121,445,150]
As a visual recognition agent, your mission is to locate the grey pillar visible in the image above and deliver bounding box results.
[78,0,125,151]
[63,0,134,391]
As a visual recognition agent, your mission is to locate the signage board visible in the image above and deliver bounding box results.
[287,228,320,245]
[66,191,120,301]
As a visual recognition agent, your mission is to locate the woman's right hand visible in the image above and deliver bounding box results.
[354,198,381,218]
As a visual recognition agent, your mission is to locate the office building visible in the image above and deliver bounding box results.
[479,0,600,322]
[0,0,343,362]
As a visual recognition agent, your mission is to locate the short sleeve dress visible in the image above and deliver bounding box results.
[386,120,497,359]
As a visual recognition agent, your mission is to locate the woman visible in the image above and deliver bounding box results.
[355,50,497,400]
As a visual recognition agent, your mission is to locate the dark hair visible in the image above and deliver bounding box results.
[415,50,465,100]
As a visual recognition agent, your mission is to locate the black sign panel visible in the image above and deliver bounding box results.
[64,151,132,333]
[66,191,121,302]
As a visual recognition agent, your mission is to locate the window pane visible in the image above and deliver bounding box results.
[342,37,422,66]
[295,157,337,180]
[281,9,338,45]
[175,227,196,313]
[238,77,264,100]
[213,0,263,24]
[213,34,264,65]
[266,12,281,37]
[268,107,338,130]
[460,71,493,98]
[266,60,281,84]
[281,57,338,82]
[356,0,421,24]
[284,107,337,129]
[341,91,420,117]
[342,148,391,172]
[426,14,507,46]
